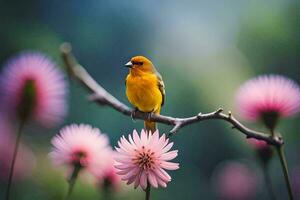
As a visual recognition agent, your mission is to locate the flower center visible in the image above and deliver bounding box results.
[71,150,88,167]
[133,146,155,170]
[260,110,280,132]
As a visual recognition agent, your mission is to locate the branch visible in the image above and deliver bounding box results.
[60,43,283,146]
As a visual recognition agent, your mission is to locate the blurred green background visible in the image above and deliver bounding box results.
[0,0,300,199]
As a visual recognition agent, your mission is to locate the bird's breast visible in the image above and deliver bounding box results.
[126,74,162,113]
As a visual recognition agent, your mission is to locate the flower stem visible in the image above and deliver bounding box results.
[276,146,294,200]
[261,163,277,200]
[145,183,151,200]
[65,164,81,200]
[102,188,113,200]
[5,120,26,200]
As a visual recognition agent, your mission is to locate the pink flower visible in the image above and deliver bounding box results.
[114,130,179,189]
[212,161,259,200]
[291,167,300,200]
[0,51,68,127]
[247,138,273,163]
[235,75,300,130]
[95,151,121,191]
[49,124,111,175]
[101,166,121,191]
[248,138,269,150]
[0,117,35,180]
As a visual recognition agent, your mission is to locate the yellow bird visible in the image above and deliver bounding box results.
[125,56,165,132]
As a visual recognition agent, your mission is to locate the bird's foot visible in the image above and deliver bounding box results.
[147,112,153,120]
[131,108,139,122]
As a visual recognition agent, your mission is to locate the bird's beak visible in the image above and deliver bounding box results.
[125,61,133,68]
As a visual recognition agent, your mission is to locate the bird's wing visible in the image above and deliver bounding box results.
[125,74,129,86]
[155,71,165,106]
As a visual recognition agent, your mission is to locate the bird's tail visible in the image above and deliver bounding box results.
[144,108,160,134]
[144,120,156,133]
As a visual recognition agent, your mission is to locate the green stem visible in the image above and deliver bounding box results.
[276,146,294,200]
[145,183,151,200]
[5,120,26,200]
[102,188,113,200]
[65,164,81,200]
[262,163,277,200]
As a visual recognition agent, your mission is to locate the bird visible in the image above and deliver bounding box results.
[124,56,165,132]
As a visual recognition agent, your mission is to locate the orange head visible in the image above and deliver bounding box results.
[125,56,155,75]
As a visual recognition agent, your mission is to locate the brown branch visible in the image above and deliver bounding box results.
[60,43,283,147]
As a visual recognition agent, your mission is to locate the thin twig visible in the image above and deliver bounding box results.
[60,43,283,147]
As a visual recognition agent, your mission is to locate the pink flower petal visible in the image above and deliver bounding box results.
[160,150,178,161]
[161,161,180,170]
[148,171,158,188]
[140,171,148,190]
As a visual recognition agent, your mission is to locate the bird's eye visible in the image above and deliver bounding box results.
[132,61,143,66]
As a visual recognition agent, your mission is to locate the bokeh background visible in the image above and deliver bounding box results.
[0,0,300,199]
